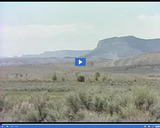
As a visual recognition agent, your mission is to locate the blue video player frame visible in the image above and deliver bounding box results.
[1,124,160,128]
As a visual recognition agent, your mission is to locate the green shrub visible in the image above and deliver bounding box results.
[94,72,101,81]
[102,75,107,82]
[52,73,57,81]
[26,110,39,122]
[64,91,94,121]
[65,93,80,114]
[78,91,93,110]
[133,86,156,111]
[93,94,108,112]
[45,100,66,122]
[77,76,85,82]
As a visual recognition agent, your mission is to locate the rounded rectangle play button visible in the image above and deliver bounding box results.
[75,58,86,66]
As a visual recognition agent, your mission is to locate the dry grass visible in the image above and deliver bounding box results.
[0,64,160,122]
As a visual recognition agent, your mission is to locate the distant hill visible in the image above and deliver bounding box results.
[0,57,74,67]
[83,36,160,59]
[1,36,160,67]
[21,36,160,60]
[104,52,160,67]
[21,50,91,58]
[0,56,8,59]
[1,52,160,68]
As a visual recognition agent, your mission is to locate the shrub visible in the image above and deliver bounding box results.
[65,93,80,114]
[52,73,57,81]
[64,90,110,120]
[3,84,160,122]
[4,92,51,122]
[64,91,93,121]
[93,94,108,112]
[94,72,100,81]
[0,92,5,112]
[78,91,93,110]
[45,100,66,122]
[102,75,107,82]
[77,110,114,122]
[133,86,156,111]
[31,92,50,122]
[77,76,85,82]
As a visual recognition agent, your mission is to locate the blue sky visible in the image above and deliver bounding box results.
[1,2,160,57]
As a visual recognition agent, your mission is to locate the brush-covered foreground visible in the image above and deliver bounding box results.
[1,79,160,122]
[0,65,160,122]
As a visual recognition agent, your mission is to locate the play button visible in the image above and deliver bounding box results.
[75,58,86,66]
[79,60,82,64]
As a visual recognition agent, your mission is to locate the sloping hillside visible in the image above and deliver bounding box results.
[83,36,160,59]
[104,52,160,67]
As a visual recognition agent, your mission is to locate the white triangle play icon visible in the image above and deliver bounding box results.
[79,60,82,64]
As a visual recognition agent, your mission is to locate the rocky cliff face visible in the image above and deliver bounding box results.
[83,36,160,59]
